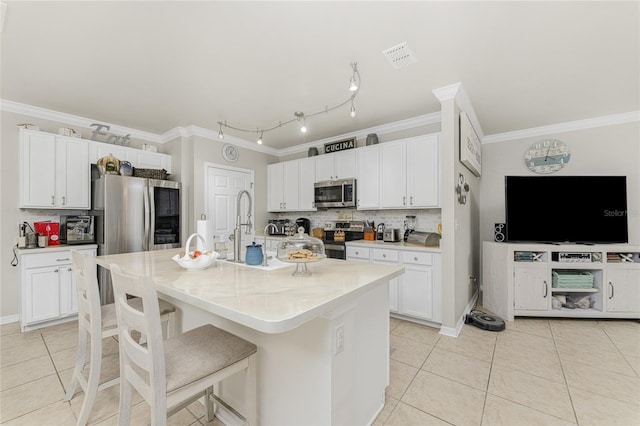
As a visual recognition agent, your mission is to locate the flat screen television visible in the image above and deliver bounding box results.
[505,176,628,244]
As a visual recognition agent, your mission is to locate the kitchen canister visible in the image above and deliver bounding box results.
[308,147,319,157]
[245,242,264,265]
[119,161,133,176]
[366,133,379,145]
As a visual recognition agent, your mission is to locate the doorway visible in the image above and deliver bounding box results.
[204,163,255,255]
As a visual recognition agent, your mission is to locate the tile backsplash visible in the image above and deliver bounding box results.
[274,209,441,232]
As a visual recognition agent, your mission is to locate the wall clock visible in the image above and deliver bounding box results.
[222,144,239,163]
[524,139,570,174]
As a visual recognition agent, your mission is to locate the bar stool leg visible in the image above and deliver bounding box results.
[63,328,88,401]
[76,333,103,426]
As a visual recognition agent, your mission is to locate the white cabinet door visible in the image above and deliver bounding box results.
[407,135,439,208]
[282,160,299,211]
[267,163,284,212]
[131,151,172,173]
[20,131,57,208]
[334,150,356,179]
[356,145,380,209]
[297,157,317,211]
[20,131,90,209]
[514,265,550,311]
[401,264,433,320]
[90,142,130,165]
[315,155,334,181]
[380,141,407,208]
[607,269,640,313]
[24,267,61,324]
[315,151,356,181]
[58,265,76,316]
[56,137,90,209]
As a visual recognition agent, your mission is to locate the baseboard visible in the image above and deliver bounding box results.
[0,314,20,325]
[439,289,479,338]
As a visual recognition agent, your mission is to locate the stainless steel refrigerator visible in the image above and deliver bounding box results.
[92,174,181,304]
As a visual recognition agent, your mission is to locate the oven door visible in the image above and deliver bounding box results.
[324,242,346,260]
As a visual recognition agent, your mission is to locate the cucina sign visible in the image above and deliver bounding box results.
[324,137,356,154]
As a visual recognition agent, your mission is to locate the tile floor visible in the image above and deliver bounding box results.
[1,316,639,425]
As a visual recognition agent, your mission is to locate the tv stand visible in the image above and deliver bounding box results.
[482,242,640,321]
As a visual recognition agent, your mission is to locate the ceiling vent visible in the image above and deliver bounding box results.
[382,42,418,69]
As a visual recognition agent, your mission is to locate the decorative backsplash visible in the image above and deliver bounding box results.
[273,209,442,233]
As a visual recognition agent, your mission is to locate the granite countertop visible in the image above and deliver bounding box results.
[346,239,441,253]
[17,244,98,254]
[95,248,404,334]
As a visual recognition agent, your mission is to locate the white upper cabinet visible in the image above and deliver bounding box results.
[297,157,317,211]
[20,130,90,209]
[89,142,172,174]
[380,135,439,209]
[268,157,317,212]
[315,150,356,181]
[268,160,299,212]
[355,145,380,209]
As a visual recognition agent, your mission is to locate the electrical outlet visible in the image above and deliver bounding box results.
[334,324,344,355]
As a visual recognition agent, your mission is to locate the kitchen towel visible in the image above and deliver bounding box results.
[196,219,213,252]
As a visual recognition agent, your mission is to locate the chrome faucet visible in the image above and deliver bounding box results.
[262,223,278,266]
[231,189,253,263]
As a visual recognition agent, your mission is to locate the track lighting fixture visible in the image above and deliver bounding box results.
[349,62,359,92]
[216,62,361,145]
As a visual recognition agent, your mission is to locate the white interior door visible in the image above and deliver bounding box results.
[205,164,255,256]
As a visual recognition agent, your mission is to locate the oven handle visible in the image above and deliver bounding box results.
[325,243,346,251]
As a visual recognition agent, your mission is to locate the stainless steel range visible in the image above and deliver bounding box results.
[323,221,364,260]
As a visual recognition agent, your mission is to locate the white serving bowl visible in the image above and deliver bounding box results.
[172,251,219,271]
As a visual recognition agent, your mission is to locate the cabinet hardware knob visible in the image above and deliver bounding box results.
[54,269,59,273]
[410,196,413,205]
[543,280,548,298]
[56,258,70,262]
[67,267,72,271]
[383,254,386,258]
[414,257,418,261]
[51,196,55,205]
[62,196,66,205]
[403,196,406,205]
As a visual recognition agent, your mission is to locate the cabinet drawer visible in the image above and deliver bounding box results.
[346,246,370,260]
[372,248,398,262]
[22,248,96,269]
[401,251,433,266]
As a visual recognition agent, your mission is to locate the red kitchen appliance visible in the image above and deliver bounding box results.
[33,221,60,245]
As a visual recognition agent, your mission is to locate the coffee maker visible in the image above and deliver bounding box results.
[295,218,311,234]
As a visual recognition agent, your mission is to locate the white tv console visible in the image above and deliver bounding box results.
[482,242,640,321]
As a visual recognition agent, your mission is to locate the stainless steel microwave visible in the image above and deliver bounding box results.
[314,178,356,208]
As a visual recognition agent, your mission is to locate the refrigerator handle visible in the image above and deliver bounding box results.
[144,182,151,251]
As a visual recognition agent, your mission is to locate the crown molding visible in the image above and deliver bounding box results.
[277,112,441,157]
[433,82,484,138]
[482,111,640,144]
[1,99,163,143]
[432,83,462,102]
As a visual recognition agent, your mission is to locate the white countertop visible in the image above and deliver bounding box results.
[346,239,441,253]
[95,248,404,334]
[17,244,98,255]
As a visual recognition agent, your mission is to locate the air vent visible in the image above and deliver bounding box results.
[382,42,418,69]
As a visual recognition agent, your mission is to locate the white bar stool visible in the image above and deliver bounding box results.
[64,251,177,426]
[110,263,258,426]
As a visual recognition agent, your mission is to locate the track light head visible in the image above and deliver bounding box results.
[350,100,357,118]
[257,131,263,144]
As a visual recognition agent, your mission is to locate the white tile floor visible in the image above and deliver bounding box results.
[1,316,639,425]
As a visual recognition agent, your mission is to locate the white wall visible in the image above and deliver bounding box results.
[479,121,640,248]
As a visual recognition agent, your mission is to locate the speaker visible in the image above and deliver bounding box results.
[494,223,506,242]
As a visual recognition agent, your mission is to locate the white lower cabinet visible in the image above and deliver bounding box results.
[483,242,640,321]
[20,246,97,331]
[606,268,640,312]
[347,244,441,324]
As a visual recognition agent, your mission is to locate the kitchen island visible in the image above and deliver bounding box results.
[95,248,404,425]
